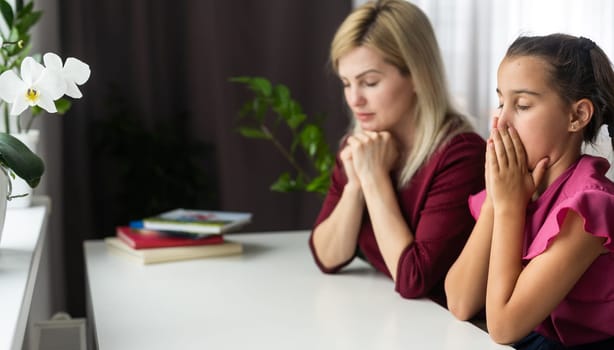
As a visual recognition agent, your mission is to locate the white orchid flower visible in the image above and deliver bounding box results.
[0,57,65,115]
[43,52,90,99]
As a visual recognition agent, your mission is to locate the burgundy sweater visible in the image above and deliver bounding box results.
[309,132,486,301]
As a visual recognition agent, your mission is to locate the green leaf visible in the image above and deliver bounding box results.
[272,84,291,117]
[30,105,42,116]
[0,0,14,29]
[272,84,290,106]
[247,77,272,97]
[8,26,19,42]
[55,98,72,114]
[305,171,331,195]
[315,153,334,173]
[286,112,306,130]
[299,124,321,157]
[288,100,303,116]
[15,8,42,35]
[16,0,33,17]
[237,127,271,140]
[270,172,293,192]
[250,97,268,122]
[0,133,44,188]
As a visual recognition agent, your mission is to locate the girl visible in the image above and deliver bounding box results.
[445,34,614,349]
[309,0,485,302]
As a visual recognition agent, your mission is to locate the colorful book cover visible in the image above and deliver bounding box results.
[105,237,243,264]
[135,209,252,234]
[116,226,224,249]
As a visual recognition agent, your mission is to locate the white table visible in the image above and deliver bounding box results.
[84,230,511,350]
[0,198,50,350]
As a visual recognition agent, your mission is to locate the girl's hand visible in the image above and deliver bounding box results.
[486,126,548,211]
[483,116,500,210]
[346,131,399,184]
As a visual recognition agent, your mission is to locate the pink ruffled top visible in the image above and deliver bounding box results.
[469,155,614,346]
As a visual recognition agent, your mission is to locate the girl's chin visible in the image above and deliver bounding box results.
[527,158,551,172]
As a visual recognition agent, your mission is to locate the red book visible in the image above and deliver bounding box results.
[116,226,224,249]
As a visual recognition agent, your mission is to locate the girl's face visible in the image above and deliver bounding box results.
[338,46,416,135]
[496,56,576,171]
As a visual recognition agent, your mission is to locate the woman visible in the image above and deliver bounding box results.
[309,0,485,302]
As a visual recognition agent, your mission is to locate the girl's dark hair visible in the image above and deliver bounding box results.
[506,34,614,149]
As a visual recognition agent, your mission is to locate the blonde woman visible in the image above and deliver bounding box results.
[309,0,485,302]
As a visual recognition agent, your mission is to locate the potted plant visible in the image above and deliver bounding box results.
[230,76,334,195]
[0,132,44,194]
[0,0,90,203]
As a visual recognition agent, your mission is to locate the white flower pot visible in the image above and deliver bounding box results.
[7,130,40,208]
[0,167,8,244]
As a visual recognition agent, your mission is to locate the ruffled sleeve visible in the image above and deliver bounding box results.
[524,188,614,259]
[467,189,486,220]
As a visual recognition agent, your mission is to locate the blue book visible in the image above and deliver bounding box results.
[133,209,253,235]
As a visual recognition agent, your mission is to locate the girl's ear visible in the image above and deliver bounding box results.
[569,98,594,132]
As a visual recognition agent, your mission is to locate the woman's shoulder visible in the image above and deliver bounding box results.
[433,131,486,166]
[439,131,486,154]
[451,131,486,143]
[414,131,486,188]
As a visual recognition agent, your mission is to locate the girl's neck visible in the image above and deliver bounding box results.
[536,146,583,196]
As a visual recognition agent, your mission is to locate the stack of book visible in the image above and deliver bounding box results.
[105,209,252,264]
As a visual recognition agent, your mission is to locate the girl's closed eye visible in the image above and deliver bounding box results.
[516,104,530,111]
[364,80,379,87]
[515,97,532,111]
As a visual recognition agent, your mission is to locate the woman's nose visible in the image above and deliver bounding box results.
[346,87,365,107]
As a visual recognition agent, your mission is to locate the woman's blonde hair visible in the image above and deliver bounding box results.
[330,0,474,187]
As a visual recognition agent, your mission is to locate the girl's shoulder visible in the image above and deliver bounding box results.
[564,155,614,193]
[525,155,614,259]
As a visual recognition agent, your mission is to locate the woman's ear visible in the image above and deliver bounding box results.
[569,98,594,132]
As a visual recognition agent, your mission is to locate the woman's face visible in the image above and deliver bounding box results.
[337,46,416,133]
[496,55,575,171]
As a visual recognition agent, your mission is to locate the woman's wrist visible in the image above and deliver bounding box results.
[358,168,389,187]
[343,181,363,196]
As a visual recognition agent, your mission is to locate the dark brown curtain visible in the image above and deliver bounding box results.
[57,0,352,316]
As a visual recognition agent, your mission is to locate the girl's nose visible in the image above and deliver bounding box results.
[497,110,510,129]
